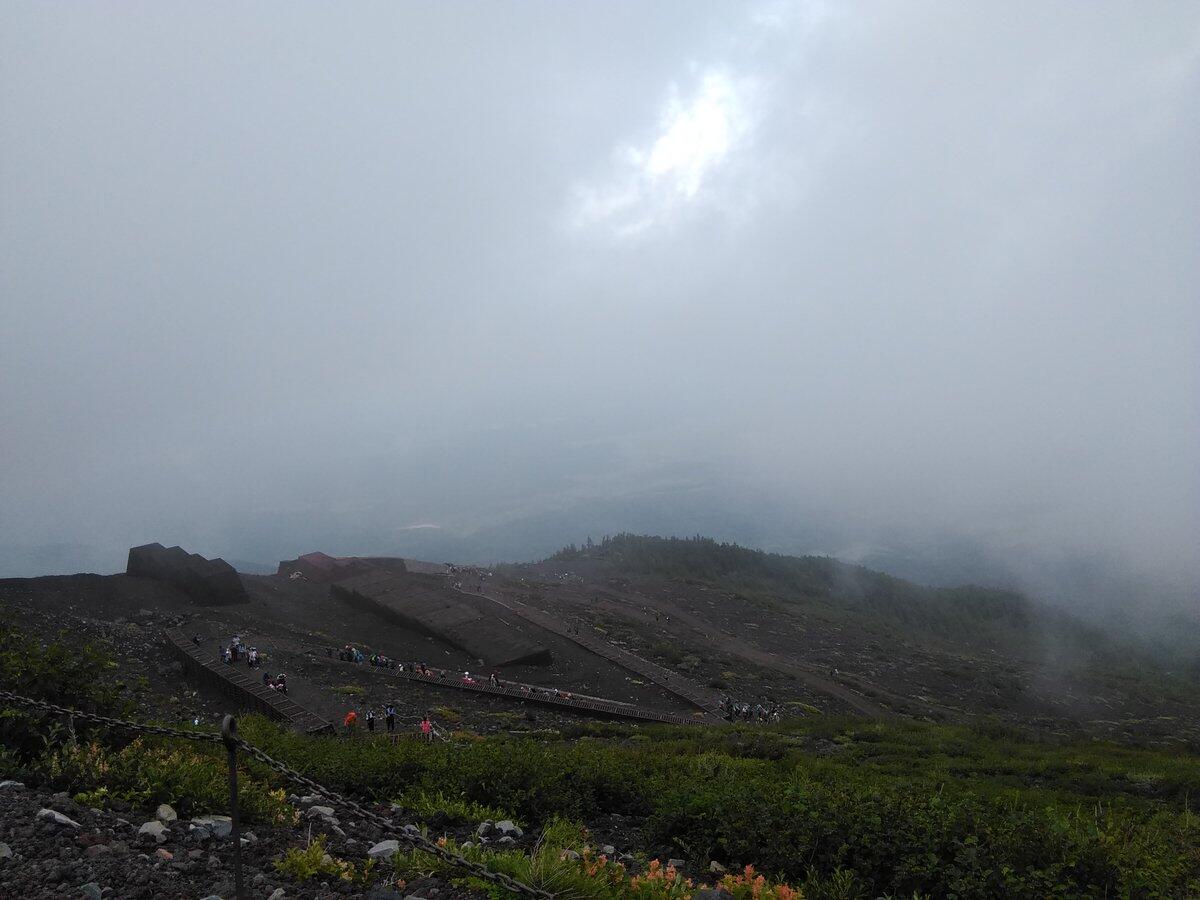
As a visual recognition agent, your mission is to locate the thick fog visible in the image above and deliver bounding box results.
[2,3,1197,620]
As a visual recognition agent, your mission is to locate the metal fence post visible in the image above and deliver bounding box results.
[222,715,245,900]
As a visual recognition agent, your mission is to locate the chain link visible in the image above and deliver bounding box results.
[0,688,223,744]
[0,688,553,898]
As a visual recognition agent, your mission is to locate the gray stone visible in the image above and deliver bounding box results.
[138,821,169,843]
[496,836,516,847]
[79,883,103,900]
[84,844,111,859]
[401,823,420,836]
[268,890,286,900]
[190,816,232,839]
[494,819,523,837]
[0,842,11,859]
[560,849,580,861]
[709,860,727,874]
[156,804,178,823]
[668,858,686,869]
[475,822,494,838]
[299,794,322,805]
[601,844,616,856]
[367,839,400,861]
[0,780,25,791]
[38,808,82,828]
[305,805,336,821]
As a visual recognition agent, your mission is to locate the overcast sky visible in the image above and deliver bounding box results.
[2,2,1197,600]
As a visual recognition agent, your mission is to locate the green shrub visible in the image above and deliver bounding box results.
[0,613,132,762]
[398,787,512,825]
[38,737,295,824]
[274,834,374,884]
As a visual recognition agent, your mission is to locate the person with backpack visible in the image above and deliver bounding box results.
[365,709,376,733]
[420,715,433,742]
[385,703,396,733]
[343,710,358,734]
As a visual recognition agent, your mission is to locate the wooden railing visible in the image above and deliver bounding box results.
[164,628,334,734]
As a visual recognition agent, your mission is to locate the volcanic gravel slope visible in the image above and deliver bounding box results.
[0,779,492,900]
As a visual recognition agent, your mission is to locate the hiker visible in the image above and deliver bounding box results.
[385,703,396,733]
[366,709,376,733]
[191,634,202,645]
[489,672,498,687]
[261,671,271,686]
[343,710,358,734]
[420,715,433,743]
[277,673,287,694]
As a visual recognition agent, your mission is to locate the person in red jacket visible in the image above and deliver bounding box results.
[343,710,358,734]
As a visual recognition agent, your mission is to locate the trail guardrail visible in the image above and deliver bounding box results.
[165,628,334,735]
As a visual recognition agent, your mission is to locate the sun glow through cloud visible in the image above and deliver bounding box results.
[570,69,754,237]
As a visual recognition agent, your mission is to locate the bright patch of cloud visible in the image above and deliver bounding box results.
[570,69,756,237]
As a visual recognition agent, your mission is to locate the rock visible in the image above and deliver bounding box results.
[402,824,420,837]
[368,839,400,861]
[38,808,82,828]
[0,780,25,791]
[496,836,516,847]
[241,832,257,844]
[138,821,169,843]
[475,822,495,838]
[188,850,204,860]
[154,848,174,862]
[156,804,178,823]
[0,842,11,859]
[305,806,336,821]
[709,860,727,874]
[460,841,474,850]
[190,816,232,839]
[560,849,580,861]
[268,890,286,900]
[299,794,322,805]
[602,844,616,856]
[668,858,686,870]
[79,883,103,900]
[330,824,347,839]
[84,844,111,859]
[494,819,523,837]
[252,873,267,885]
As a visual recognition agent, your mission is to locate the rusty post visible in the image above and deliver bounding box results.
[222,715,245,900]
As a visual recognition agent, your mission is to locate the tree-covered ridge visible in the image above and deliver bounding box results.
[550,533,1109,655]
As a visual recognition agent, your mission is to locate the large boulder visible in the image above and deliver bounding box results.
[126,543,247,605]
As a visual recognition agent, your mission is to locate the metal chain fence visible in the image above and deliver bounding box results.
[0,688,553,899]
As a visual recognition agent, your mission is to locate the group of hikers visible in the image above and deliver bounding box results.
[329,645,403,668]
[204,635,290,695]
[342,704,436,741]
[719,695,781,723]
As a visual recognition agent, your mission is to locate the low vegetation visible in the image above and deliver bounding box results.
[5,609,1200,896]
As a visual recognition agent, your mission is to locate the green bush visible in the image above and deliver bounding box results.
[0,613,133,762]
[275,834,374,884]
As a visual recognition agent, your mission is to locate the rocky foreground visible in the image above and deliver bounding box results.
[0,779,491,899]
